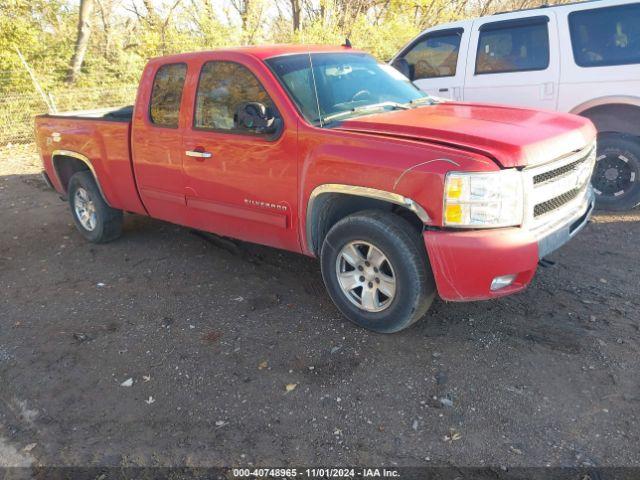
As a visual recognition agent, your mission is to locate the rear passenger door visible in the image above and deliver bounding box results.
[463,14,560,110]
[395,28,467,101]
[131,62,189,225]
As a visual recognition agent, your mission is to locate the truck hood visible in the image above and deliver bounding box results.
[334,102,596,168]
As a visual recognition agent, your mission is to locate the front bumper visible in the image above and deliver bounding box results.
[424,187,595,302]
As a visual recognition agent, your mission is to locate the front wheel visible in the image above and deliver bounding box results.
[68,171,123,243]
[320,210,436,333]
[592,134,640,211]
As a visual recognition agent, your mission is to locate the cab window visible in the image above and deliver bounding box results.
[401,30,462,80]
[149,63,187,128]
[194,61,278,134]
[569,3,640,68]
[475,17,550,74]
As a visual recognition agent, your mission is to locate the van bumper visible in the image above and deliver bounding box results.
[424,188,595,302]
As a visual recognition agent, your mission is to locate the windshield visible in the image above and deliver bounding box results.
[266,52,431,126]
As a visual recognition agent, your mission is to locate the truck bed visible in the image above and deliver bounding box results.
[37,105,133,122]
[34,106,147,216]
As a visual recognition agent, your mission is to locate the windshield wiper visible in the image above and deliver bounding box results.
[322,101,410,124]
[406,96,435,107]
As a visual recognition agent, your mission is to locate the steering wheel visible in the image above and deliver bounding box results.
[414,59,438,79]
[351,90,373,103]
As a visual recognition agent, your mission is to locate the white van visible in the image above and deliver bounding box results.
[391,0,640,210]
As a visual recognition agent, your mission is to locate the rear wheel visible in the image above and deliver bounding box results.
[592,134,640,211]
[320,210,435,333]
[68,171,123,243]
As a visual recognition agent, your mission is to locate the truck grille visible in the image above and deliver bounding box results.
[533,188,580,217]
[525,143,596,227]
[532,156,589,185]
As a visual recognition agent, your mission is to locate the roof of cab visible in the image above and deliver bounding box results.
[148,44,360,64]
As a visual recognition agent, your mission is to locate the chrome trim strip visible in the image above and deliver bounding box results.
[51,149,109,204]
[523,142,595,173]
[40,170,54,190]
[306,183,430,252]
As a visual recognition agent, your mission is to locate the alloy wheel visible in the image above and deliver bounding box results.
[73,187,97,231]
[335,240,396,313]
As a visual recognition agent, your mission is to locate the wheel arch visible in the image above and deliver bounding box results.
[571,97,640,138]
[305,184,430,256]
[51,150,109,204]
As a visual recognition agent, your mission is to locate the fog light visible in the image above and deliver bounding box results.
[490,274,517,291]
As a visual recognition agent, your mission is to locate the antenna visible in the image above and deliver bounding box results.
[301,23,323,127]
[308,49,323,127]
[342,38,352,48]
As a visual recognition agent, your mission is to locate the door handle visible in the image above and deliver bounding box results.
[185,150,212,158]
[540,82,555,100]
[438,88,449,92]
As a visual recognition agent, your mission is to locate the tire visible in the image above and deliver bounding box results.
[320,210,436,333]
[592,134,640,211]
[67,171,123,243]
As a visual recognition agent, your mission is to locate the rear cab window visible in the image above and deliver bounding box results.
[569,3,640,68]
[400,29,463,80]
[475,16,550,74]
[149,63,187,128]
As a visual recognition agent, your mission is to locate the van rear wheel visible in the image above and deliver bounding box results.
[320,210,435,333]
[68,171,123,243]
[592,134,640,211]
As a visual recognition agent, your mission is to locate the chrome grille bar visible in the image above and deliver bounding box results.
[522,142,596,232]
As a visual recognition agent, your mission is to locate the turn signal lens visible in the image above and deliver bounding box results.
[445,176,464,200]
[445,204,463,224]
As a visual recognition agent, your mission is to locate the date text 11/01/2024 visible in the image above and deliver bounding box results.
[232,468,400,477]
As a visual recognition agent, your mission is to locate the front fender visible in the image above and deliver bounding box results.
[297,124,498,253]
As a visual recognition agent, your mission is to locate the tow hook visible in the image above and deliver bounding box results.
[538,258,556,268]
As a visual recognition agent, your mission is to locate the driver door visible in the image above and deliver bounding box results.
[181,59,299,251]
[395,28,467,101]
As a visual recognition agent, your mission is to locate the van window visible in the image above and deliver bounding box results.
[402,31,462,80]
[149,63,187,128]
[194,61,278,133]
[475,18,549,74]
[569,3,640,68]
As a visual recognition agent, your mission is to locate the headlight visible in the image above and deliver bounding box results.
[443,170,524,228]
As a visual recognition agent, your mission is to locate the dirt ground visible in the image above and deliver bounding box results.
[0,144,639,469]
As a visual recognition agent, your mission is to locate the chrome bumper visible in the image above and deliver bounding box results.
[536,186,595,259]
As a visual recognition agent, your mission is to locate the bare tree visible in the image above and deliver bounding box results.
[95,0,122,58]
[290,0,302,31]
[230,0,251,31]
[66,0,96,84]
[230,0,265,43]
[132,0,184,55]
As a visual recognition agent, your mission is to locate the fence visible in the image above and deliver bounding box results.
[0,85,138,145]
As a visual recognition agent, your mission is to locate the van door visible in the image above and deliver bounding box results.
[393,28,468,101]
[463,13,560,110]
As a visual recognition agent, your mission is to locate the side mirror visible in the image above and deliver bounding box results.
[234,102,278,134]
[391,58,412,80]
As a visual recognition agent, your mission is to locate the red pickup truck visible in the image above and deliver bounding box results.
[35,45,597,333]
